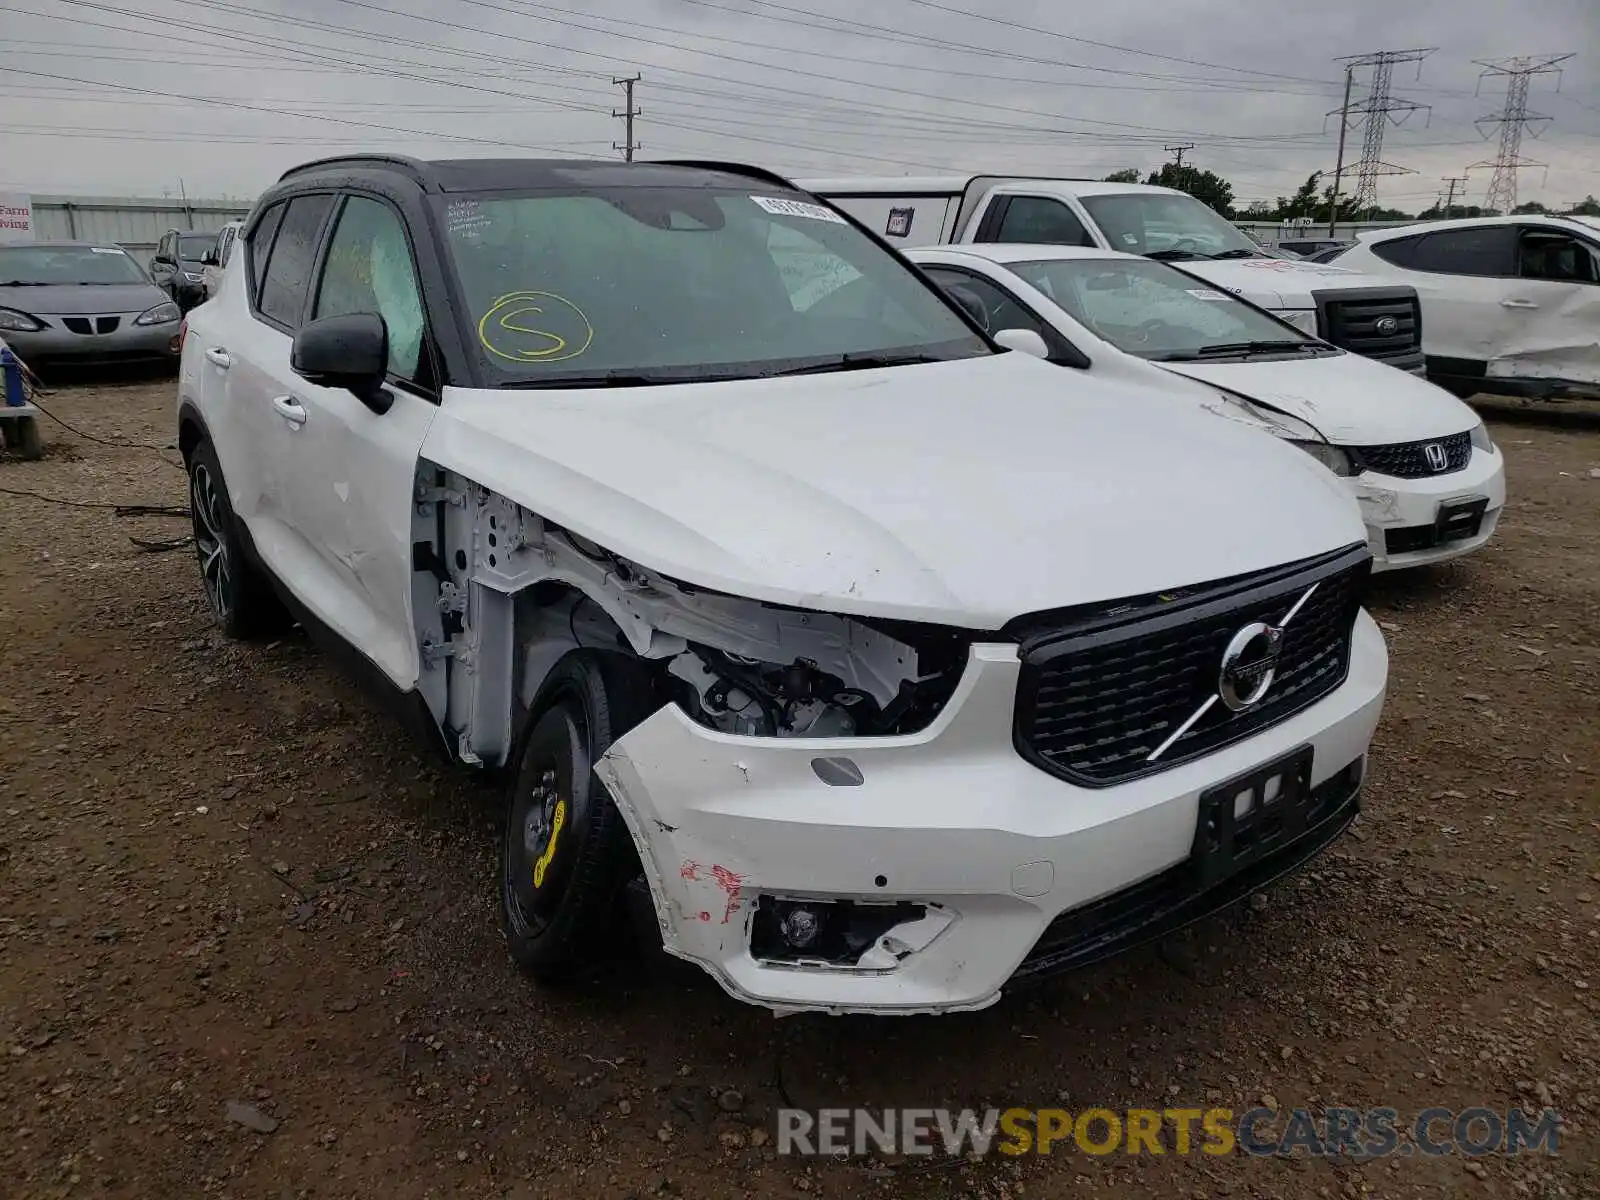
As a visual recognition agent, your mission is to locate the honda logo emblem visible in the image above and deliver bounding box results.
[1423,442,1449,472]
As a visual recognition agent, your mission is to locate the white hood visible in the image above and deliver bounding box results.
[1180,257,1405,310]
[1158,352,1482,445]
[422,354,1364,629]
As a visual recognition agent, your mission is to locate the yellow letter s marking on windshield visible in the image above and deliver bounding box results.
[478,291,594,364]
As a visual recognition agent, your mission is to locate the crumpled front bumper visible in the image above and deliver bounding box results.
[595,612,1388,1015]
[1350,447,1507,572]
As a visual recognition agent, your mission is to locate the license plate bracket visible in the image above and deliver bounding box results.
[1435,496,1489,544]
[1191,745,1315,891]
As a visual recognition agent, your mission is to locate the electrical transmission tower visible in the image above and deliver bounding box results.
[1330,48,1434,216]
[1469,55,1573,214]
[612,74,641,162]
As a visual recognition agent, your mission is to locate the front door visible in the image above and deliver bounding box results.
[275,192,439,690]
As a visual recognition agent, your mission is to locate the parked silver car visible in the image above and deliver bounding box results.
[0,241,182,369]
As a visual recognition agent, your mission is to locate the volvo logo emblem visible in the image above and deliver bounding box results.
[1374,315,1400,336]
[1144,582,1321,763]
[1423,441,1449,472]
[1218,622,1284,712]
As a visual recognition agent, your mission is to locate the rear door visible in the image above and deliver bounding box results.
[200,200,286,534]
[1494,223,1600,385]
[1365,224,1519,365]
[226,192,338,596]
[273,192,440,688]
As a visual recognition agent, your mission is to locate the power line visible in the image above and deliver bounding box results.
[1164,143,1194,168]
[612,74,641,162]
[1469,54,1575,213]
[1335,48,1436,213]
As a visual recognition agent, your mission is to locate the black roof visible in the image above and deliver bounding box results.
[277,155,798,194]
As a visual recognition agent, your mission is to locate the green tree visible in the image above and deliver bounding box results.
[1277,172,1322,220]
[1102,168,1141,184]
[1566,195,1600,216]
[1144,163,1236,217]
[1512,200,1550,214]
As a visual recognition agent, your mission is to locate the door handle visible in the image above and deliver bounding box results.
[203,348,231,369]
[1499,298,1539,309]
[271,395,308,427]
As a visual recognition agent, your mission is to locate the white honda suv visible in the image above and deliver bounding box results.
[176,155,1388,1015]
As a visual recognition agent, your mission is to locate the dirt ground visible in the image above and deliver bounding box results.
[0,378,1595,1200]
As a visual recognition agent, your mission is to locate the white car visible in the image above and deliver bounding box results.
[200,219,244,302]
[907,245,1506,573]
[1329,214,1600,401]
[177,156,1387,1016]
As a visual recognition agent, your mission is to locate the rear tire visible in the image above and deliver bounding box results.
[501,653,656,981]
[186,436,290,639]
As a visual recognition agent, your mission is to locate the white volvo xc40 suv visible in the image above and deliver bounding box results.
[176,155,1388,1015]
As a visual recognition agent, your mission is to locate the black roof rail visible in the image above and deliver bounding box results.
[277,154,437,187]
[652,160,802,192]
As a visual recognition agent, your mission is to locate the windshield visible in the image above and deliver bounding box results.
[179,234,216,260]
[1007,257,1319,361]
[1078,192,1262,260]
[0,245,148,285]
[436,187,988,384]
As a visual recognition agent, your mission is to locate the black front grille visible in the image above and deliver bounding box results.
[1315,288,1422,368]
[60,315,120,336]
[1356,431,1472,479]
[1012,546,1369,788]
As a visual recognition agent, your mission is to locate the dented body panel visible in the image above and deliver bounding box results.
[596,619,1388,1015]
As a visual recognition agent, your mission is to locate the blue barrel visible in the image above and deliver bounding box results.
[1,346,24,407]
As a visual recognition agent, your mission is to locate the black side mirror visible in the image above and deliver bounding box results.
[291,313,392,414]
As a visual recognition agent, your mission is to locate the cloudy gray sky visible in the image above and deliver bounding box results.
[0,0,1595,212]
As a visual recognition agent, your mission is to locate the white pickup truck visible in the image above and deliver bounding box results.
[803,176,1425,374]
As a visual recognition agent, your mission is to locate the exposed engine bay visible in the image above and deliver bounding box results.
[410,469,970,765]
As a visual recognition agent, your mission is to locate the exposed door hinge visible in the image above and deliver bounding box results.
[414,484,465,509]
[437,581,468,616]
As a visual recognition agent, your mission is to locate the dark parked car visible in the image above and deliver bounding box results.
[0,241,181,369]
[150,228,220,310]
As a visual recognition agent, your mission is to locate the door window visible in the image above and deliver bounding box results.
[1375,226,1516,276]
[1517,229,1600,283]
[989,197,1095,248]
[921,265,1084,364]
[313,196,428,381]
[246,203,286,305]
[257,194,335,328]
[217,226,236,266]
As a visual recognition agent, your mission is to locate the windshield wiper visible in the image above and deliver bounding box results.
[496,371,685,389]
[766,351,948,377]
[0,279,46,286]
[1210,248,1263,260]
[1190,340,1322,358]
[1145,248,1212,261]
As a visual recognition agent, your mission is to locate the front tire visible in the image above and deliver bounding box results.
[186,436,289,638]
[501,654,654,981]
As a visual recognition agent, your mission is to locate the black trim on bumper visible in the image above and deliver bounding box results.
[1009,756,1363,983]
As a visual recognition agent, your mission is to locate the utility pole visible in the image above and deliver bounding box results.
[1163,143,1194,169]
[612,74,641,163]
[1468,54,1572,214]
[1440,174,1467,218]
[1326,65,1355,236]
[1333,48,1435,220]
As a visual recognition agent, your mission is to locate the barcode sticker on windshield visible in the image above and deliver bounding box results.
[1186,288,1228,300]
[91,247,126,255]
[750,195,846,224]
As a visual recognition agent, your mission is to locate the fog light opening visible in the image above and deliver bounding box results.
[750,896,927,967]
